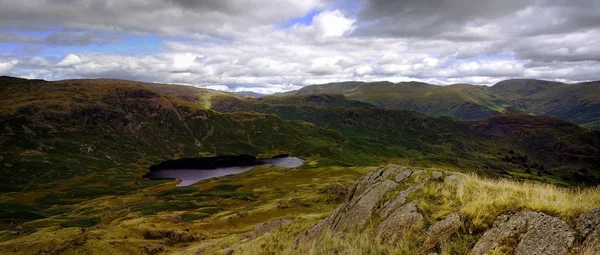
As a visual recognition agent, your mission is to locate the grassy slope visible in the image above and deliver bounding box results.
[0,77,599,254]
[281,79,600,129]
[0,78,355,194]
[212,94,600,185]
[492,80,600,129]
[237,170,600,255]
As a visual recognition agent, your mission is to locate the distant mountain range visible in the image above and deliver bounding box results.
[1,76,598,254]
[234,91,265,97]
[275,79,600,130]
[1,75,598,193]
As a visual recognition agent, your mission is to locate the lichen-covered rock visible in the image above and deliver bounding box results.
[295,166,399,247]
[376,201,424,243]
[576,207,600,254]
[380,179,428,218]
[469,211,575,255]
[422,213,461,251]
[382,165,406,179]
[431,171,443,181]
[394,169,413,182]
[252,218,292,238]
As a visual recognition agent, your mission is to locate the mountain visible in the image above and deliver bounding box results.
[279,79,600,129]
[0,77,350,193]
[212,94,600,184]
[0,76,599,254]
[234,91,265,97]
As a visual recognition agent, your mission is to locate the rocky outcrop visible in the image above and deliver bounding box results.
[376,201,424,243]
[422,213,461,251]
[294,165,599,254]
[295,166,438,248]
[469,211,575,255]
[252,218,292,238]
[576,207,600,254]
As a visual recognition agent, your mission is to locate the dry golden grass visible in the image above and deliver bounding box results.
[237,171,600,255]
[457,174,600,228]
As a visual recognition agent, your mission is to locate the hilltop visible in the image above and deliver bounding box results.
[0,76,598,254]
[278,79,600,130]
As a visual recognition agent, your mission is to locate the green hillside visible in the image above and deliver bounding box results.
[212,94,600,185]
[0,77,599,254]
[280,79,600,129]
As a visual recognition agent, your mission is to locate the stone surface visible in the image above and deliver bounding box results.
[469,211,575,255]
[394,169,413,183]
[375,201,424,243]
[252,218,292,238]
[380,179,428,218]
[295,167,399,247]
[422,213,461,251]
[382,165,406,179]
[431,171,443,181]
[576,207,600,254]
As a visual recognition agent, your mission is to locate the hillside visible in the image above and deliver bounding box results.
[0,77,355,193]
[2,165,599,254]
[279,79,600,129]
[212,94,600,185]
[0,77,599,255]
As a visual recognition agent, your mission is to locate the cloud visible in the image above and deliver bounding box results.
[0,0,328,37]
[0,0,599,93]
[45,31,118,46]
[0,60,18,74]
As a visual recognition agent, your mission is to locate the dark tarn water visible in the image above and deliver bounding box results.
[144,156,303,186]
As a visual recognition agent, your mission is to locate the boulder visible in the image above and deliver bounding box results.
[576,207,600,254]
[295,167,399,247]
[380,179,428,218]
[375,201,424,243]
[469,211,575,255]
[394,169,413,182]
[422,213,461,251]
[252,218,292,238]
[431,171,443,181]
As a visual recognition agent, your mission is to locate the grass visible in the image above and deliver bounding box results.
[0,77,598,254]
[456,174,600,228]
[231,170,600,255]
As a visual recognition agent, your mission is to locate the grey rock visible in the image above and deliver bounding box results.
[394,169,413,183]
[376,201,424,243]
[470,211,575,255]
[422,213,461,251]
[382,165,406,179]
[576,207,600,254]
[252,218,292,238]
[431,171,443,181]
[330,179,398,231]
[295,168,399,247]
[380,179,429,218]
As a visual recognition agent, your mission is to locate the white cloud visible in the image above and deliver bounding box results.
[57,54,83,67]
[1,1,599,94]
[312,10,355,38]
[0,60,18,74]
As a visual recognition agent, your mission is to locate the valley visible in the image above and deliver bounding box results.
[0,77,599,254]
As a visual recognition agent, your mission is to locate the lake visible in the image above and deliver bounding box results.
[143,155,304,186]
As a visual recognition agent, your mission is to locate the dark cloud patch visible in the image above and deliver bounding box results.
[352,0,600,39]
[353,0,528,38]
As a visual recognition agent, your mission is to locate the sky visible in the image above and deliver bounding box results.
[1,0,599,94]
